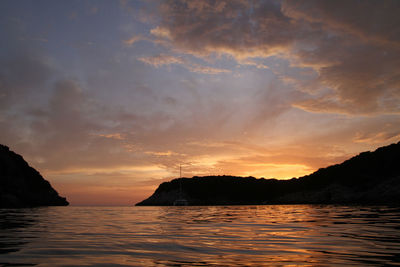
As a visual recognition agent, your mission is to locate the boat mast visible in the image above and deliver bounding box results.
[179,164,182,198]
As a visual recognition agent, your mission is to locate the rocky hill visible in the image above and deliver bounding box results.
[0,145,68,208]
[136,142,400,206]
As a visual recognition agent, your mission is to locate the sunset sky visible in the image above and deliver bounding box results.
[1,0,399,205]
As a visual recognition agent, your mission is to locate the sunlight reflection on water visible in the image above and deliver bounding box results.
[0,205,400,266]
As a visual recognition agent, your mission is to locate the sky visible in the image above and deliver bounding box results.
[1,0,399,206]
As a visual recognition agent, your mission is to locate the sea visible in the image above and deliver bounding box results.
[1,205,400,266]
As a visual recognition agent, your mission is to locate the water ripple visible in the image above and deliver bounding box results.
[0,205,400,266]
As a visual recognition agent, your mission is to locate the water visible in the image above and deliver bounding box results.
[0,206,400,266]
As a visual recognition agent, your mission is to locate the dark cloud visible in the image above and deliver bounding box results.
[285,0,400,115]
[0,21,55,153]
[0,44,53,111]
[0,23,138,171]
[153,0,298,58]
[147,0,400,115]
[282,0,400,47]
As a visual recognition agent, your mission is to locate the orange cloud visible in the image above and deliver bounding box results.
[138,54,184,67]
[150,26,172,39]
[96,133,125,140]
[353,131,400,144]
[138,54,231,74]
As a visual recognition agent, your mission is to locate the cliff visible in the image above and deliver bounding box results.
[136,141,400,206]
[0,144,69,208]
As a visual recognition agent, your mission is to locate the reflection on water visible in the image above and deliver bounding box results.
[0,209,39,256]
[0,205,400,266]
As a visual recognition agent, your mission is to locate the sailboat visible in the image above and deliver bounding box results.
[173,164,189,206]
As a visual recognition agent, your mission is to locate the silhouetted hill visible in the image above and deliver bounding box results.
[136,142,400,206]
[0,144,68,208]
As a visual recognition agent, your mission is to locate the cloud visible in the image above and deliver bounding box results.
[186,63,231,74]
[138,54,184,67]
[0,47,53,111]
[145,150,182,156]
[353,131,400,144]
[123,35,147,46]
[142,0,400,115]
[150,26,172,39]
[151,0,296,59]
[282,0,400,48]
[239,59,270,69]
[352,117,400,144]
[95,133,125,140]
[138,53,231,74]
[0,27,147,172]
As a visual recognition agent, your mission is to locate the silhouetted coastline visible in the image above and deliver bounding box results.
[137,141,400,206]
[0,144,69,208]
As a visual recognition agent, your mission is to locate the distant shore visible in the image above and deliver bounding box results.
[137,142,400,206]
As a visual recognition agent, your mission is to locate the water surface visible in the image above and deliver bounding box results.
[1,205,400,266]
